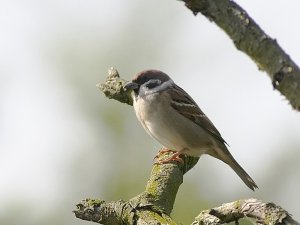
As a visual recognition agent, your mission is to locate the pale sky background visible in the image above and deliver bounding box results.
[0,0,300,224]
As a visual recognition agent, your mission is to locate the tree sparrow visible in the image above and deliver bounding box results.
[124,70,258,191]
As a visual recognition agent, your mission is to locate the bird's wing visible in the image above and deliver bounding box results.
[167,85,228,145]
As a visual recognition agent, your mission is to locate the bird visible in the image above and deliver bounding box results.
[124,69,258,191]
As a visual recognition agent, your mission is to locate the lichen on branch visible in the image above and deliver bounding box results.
[96,67,133,106]
[192,198,300,225]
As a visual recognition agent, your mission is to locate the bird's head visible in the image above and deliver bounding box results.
[124,70,172,97]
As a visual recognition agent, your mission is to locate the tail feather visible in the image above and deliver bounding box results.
[211,146,258,191]
[229,159,258,191]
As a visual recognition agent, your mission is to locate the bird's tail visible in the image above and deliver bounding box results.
[228,157,258,191]
[211,146,258,191]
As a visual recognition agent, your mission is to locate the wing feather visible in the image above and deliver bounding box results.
[168,85,228,145]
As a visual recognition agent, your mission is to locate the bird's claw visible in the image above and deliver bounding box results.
[154,148,176,160]
[154,149,184,164]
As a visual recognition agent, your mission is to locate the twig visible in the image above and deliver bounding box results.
[192,198,300,225]
[182,0,300,110]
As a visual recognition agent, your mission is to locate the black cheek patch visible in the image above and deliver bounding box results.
[146,82,159,89]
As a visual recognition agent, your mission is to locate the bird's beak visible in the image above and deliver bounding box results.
[124,82,139,91]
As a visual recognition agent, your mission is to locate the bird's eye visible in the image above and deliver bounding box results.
[145,80,161,89]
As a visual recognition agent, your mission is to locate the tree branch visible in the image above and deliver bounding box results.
[182,0,300,110]
[96,68,133,106]
[192,198,300,225]
[73,142,199,224]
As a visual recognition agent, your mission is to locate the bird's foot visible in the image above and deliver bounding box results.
[154,148,176,159]
[154,149,184,164]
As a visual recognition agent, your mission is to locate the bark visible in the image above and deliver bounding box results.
[74,121,199,224]
[192,198,299,225]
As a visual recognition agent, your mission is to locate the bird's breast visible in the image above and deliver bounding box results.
[133,93,210,155]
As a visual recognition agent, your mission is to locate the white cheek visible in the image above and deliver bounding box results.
[133,98,141,119]
[133,97,147,123]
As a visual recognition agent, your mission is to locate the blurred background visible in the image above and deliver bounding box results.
[1,0,299,224]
